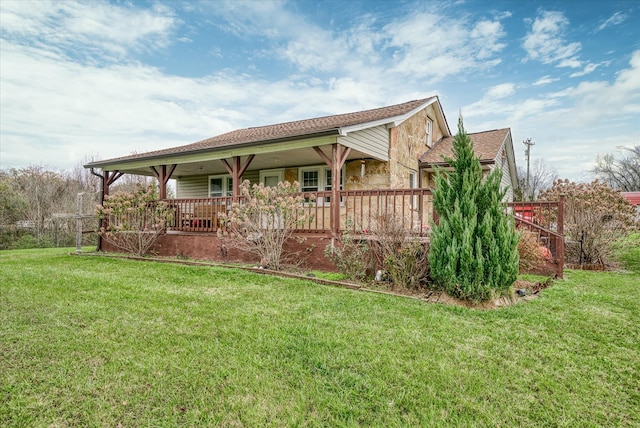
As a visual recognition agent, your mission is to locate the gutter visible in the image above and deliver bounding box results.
[84,129,341,169]
[420,159,496,168]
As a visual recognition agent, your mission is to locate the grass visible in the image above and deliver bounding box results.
[1,248,639,427]
[306,270,350,282]
[611,232,640,273]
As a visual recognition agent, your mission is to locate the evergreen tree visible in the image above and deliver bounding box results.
[429,116,519,302]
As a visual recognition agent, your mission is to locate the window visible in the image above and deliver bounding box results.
[209,175,233,197]
[260,169,284,187]
[426,117,433,147]
[409,170,417,189]
[301,169,319,192]
[299,166,344,205]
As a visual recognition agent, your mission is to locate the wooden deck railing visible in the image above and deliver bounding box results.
[163,189,434,235]
[337,189,433,235]
[508,197,565,278]
[165,197,233,233]
[160,192,564,277]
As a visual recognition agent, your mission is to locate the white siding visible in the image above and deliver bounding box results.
[338,125,389,161]
[493,144,515,203]
[500,162,514,202]
[176,170,262,198]
[176,175,209,198]
[242,170,260,185]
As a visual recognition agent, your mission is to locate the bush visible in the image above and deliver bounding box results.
[222,180,311,270]
[517,230,549,273]
[429,116,519,302]
[326,215,430,289]
[384,240,429,290]
[96,185,173,256]
[539,180,637,267]
[369,214,429,290]
[324,223,371,282]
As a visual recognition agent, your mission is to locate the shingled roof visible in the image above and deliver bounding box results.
[87,97,436,167]
[419,128,511,166]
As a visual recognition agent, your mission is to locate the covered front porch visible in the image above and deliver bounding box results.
[90,136,435,237]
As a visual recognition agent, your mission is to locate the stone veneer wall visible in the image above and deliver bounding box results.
[344,105,444,191]
[344,159,389,190]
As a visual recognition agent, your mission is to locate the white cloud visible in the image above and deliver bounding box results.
[596,11,628,32]
[523,11,582,68]
[203,1,509,84]
[470,19,507,59]
[532,75,559,86]
[0,0,176,60]
[569,62,599,78]
[1,0,636,185]
[0,39,395,170]
[382,11,508,81]
[486,83,515,99]
[465,51,640,181]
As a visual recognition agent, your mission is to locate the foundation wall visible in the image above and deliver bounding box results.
[101,233,338,271]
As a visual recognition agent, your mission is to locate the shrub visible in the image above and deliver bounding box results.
[429,116,519,302]
[324,222,370,282]
[384,240,429,290]
[517,229,549,273]
[368,213,408,270]
[538,180,637,267]
[221,180,311,270]
[369,214,429,290]
[96,184,173,256]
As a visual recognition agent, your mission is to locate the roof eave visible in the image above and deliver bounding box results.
[420,159,496,168]
[84,129,341,169]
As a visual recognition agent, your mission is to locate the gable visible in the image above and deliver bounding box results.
[338,125,389,161]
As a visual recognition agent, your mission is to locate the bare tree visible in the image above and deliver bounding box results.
[1,162,102,248]
[515,159,558,201]
[593,145,640,191]
[0,171,27,225]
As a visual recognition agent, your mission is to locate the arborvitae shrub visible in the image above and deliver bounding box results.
[428,116,519,302]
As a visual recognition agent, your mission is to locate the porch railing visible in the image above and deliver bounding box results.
[163,189,434,236]
[161,192,564,277]
[508,197,565,278]
[166,197,233,233]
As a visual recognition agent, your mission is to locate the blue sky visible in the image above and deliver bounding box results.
[1,0,638,182]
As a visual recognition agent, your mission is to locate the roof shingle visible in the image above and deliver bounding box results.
[419,128,511,165]
[89,97,435,166]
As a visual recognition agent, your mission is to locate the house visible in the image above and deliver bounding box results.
[85,96,518,266]
[419,128,518,202]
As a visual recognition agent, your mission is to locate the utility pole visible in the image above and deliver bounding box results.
[523,138,535,200]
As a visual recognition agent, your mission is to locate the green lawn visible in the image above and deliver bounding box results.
[1,249,638,427]
[612,232,640,273]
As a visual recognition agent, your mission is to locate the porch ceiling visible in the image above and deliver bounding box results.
[113,145,373,178]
